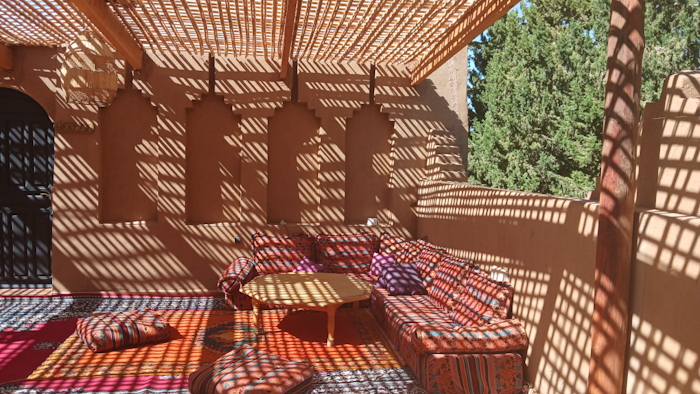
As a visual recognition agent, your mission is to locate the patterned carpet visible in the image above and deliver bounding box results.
[0,295,426,393]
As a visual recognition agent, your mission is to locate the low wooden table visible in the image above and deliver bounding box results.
[240,272,374,346]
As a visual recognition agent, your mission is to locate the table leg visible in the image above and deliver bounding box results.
[326,306,337,347]
[252,298,262,337]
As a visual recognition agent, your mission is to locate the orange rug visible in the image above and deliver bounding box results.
[28,308,403,381]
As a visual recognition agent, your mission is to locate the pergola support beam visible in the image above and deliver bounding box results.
[410,0,519,85]
[588,0,644,393]
[0,43,13,70]
[280,0,300,80]
[68,0,144,70]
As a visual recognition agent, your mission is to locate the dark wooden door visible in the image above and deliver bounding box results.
[0,88,54,288]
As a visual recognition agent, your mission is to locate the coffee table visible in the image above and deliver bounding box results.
[240,272,374,346]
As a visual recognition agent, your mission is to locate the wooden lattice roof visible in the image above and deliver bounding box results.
[0,0,520,84]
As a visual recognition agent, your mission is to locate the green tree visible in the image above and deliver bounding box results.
[468,0,700,197]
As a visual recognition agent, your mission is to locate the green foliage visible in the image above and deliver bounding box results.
[468,0,700,198]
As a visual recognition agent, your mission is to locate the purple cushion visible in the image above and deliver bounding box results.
[376,262,428,296]
[369,253,396,276]
[292,256,326,273]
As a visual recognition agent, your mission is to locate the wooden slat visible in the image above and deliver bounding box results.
[410,0,519,85]
[0,43,13,71]
[280,0,301,79]
[68,0,144,69]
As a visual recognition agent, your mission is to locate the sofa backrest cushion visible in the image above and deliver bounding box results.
[428,254,471,311]
[377,232,421,265]
[315,232,376,274]
[452,268,514,326]
[251,232,315,275]
[413,239,445,289]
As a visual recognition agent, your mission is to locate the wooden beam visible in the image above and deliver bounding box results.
[410,0,519,85]
[588,0,644,393]
[0,43,12,70]
[279,0,300,80]
[68,0,144,70]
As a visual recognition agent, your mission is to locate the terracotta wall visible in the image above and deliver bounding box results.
[416,71,700,393]
[0,45,468,294]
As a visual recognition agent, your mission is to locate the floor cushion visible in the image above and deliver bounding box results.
[76,308,172,352]
[188,344,315,394]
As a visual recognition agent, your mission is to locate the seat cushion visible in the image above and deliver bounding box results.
[315,232,376,274]
[452,268,514,326]
[188,344,314,393]
[377,232,421,265]
[76,308,172,352]
[252,233,315,275]
[381,295,454,351]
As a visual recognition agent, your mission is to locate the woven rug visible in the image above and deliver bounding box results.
[0,296,425,393]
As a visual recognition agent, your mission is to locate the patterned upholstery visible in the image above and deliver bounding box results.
[252,233,315,275]
[377,232,421,265]
[413,240,445,289]
[315,232,376,274]
[188,344,314,394]
[218,257,258,295]
[452,268,514,326]
[421,353,524,394]
[427,255,470,311]
[410,319,528,355]
[382,295,454,350]
[76,308,171,353]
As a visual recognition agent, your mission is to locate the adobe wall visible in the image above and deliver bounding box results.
[0,45,468,294]
[416,71,700,393]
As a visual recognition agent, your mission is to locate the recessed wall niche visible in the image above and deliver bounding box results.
[267,101,321,224]
[100,87,158,223]
[345,104,394,224]
[186,95,242,224]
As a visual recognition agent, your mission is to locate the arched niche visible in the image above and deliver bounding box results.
[186,94,242,224]
[345,104,394,224]
[267,101,320,224]
[100,86,158,223]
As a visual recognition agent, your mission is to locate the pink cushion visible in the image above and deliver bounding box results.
[292,256,325,273]
[188,344,314,393]
[369,253,396,276]
[76,308,172,353]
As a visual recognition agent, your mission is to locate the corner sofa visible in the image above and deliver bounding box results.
[217,231,529,394]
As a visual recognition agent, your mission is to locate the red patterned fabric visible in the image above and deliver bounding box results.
[76,308,171,353]
[382,295,454,349]
[413,240,445,289]
[452,269,514,326]
[315,232,376,274]
[188,344,315,394]
[252,233,315,275]
[410,319,528,355]
[217,257,258,294]
[427,256,470,311]
[377,232,421,265]
[422,353,524,394]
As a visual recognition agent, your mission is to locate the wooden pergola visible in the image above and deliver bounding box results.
[0,0,646,393]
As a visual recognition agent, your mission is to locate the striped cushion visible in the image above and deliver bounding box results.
[188,344,314,394]
[413,240,445,289]
[217,257,258,294]
[315,232,376,274]
[377,232,421,265]
[76,308,171,353]
[452,268,514,326]
[427,255,470,311]
[252,233,315,275]
[382,295,454,349]
[422,353,524,394]
[411,318,529,355]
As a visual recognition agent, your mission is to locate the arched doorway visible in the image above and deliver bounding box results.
[0,88,54,288]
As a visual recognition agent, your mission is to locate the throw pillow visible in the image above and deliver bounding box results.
[369,252,396,276]
[413,239,445,289]
[292,256,325,272]
[377,232,421,264]
[76,308,172,352]
[375,262,428,296]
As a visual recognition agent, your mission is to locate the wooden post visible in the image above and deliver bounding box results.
[0,43,12,71]
[588,0,644,393]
